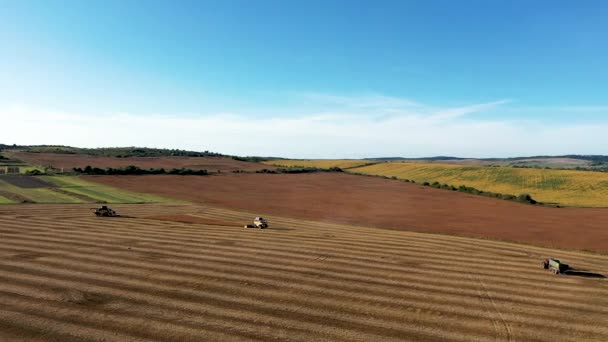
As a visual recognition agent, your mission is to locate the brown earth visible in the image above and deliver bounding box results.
[7,152,273,172]
[88,173,608,253]
[0,203,607,341]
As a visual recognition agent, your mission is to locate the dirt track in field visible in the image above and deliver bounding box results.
[8,152,273,172]
[0,203,607,341]
[89,173,608,253]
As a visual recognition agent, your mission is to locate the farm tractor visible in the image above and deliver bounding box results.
[541,258,569,275]
[244,217,269,229]
[92,206,117,217]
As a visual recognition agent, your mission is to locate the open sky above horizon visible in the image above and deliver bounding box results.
[2,0,607,158]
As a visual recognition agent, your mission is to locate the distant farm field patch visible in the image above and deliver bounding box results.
[41,176,174,204]
[0,175,174,204]
[350,162,608,207]
[264,159,373,169]
[0,164,44,175]
[0,178,82,204]
[6,151,271,172]
[0,175,57,188]
[0,195,16,204]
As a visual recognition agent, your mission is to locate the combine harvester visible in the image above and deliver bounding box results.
[541,258,569,275]
[244,217,269,229]
[92,206,117,217]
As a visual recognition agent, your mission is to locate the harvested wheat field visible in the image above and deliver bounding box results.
[6,152,271,172]
[89,173,608,253]
[0,203,607,341]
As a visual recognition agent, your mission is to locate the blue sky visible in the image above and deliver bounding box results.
[1,1,607,157]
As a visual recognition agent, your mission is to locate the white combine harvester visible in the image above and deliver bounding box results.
[244,217,269,229]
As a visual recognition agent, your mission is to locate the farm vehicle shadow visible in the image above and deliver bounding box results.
[94,215,135,219]
[564,269,606,278]
[265,226,294,231]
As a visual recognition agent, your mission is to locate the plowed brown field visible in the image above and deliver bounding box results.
[1,203,607,341]
[7,152,272,172]
[89,173,608,253]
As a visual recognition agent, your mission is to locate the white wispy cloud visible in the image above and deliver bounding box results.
[298,92,422,110]
[1,96,607,158]
[428,99,512,121]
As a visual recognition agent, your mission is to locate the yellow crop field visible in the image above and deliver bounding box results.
[350,162,608,207]
[264,159,372,169]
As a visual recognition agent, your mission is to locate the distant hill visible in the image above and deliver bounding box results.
[366,156,468,161]
[480,155,608,163]
[2,145,224,158]
[0,144,276,161]
[366,155,608,162]
[363,155,608,170]
[3,144,608,167]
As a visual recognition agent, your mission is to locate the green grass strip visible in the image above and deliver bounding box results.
[42,176,175,204]
[0,178,85,203]
[0,195,17,204]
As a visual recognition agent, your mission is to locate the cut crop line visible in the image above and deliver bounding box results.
[2,240,607,320]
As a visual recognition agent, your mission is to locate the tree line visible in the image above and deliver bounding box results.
[73,165,209,175]
[255,167,343,174]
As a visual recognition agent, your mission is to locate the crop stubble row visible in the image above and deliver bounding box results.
[0,204,607,341]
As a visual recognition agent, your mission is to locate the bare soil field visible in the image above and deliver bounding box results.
[7,152,272,172]
[89,173,608,253]
[0,203,607,341]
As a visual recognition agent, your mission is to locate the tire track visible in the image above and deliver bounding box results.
[469,274,513,342]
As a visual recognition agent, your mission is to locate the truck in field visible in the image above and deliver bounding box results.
[541,258,569,275]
